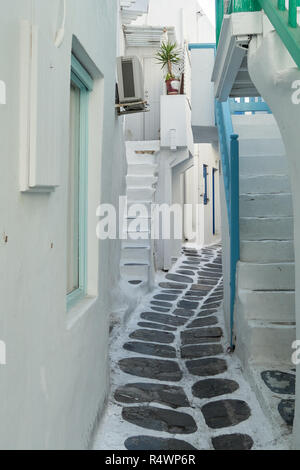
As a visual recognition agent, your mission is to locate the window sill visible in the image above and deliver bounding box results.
[66,295,98,331]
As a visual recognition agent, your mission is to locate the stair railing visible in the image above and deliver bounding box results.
[215,100,240,348]
[216,0,300,68]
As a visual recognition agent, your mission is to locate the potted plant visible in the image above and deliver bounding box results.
[156,41,182,95]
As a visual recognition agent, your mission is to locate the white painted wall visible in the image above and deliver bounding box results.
[0,0,127,449]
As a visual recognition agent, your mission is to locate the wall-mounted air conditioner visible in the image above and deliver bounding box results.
[117,56,145,106]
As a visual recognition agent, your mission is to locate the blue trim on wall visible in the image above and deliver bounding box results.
[188,43,216,50]
[212,168,217,235]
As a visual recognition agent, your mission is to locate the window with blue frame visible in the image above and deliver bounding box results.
[67,55,93,308]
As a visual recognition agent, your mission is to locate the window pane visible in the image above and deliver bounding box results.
[67,83,81,295]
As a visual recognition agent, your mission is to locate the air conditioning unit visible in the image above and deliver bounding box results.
[117,56,145,107]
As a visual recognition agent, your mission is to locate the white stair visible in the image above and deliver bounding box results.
[233,114,295,366]
[120,141,160,288]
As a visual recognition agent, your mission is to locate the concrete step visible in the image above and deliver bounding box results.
[126,175,158,187]
[240,156,289,176]
[121,246,150,264]
[127,152,157,165]
[240,240,294,263]
[240,194,293,218]
[240,217,294,241]
[127,187,156,201]
[237,288,295,322]
[239,138,285,157]
[127,163,158,176]
[120,263,150,282]
[122,239,151,249]
[240,175,291,195]
[237,261,295,291]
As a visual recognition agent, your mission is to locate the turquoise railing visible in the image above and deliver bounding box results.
[216,0,300,67]
[230,96,272,113]
[215,101,240,348]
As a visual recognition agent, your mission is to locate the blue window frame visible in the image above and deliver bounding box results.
[67,56,93,309]
[203,165,208,206]
[212,168,217,235]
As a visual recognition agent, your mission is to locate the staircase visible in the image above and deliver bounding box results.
[120,141,160,292]
[233,114,296,367]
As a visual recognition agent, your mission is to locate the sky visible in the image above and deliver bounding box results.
[198,0,216,26]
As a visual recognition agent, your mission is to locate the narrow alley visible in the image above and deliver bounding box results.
[93,245,288,450]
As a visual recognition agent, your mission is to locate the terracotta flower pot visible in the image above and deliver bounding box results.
[166,78,180,95]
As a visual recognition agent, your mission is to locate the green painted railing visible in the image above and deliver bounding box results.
[216,1,300,67]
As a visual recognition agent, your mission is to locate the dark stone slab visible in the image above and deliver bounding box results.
[119,357,183,382]
[150,307,171,313]
[162,290,183,295]
[178,300,199,310]
[203,301,221,309]
[186,358,227,377]
[173,309,194,318]
[191,284,212,292]
[192,378,239,399]
[138,322,177,332]
[154,294,178,301]
[187,316,219,329]
[115,383,189,408]
[206,263,223,270]
[209,296,223,302]
[185,290,207,297]
[122,406,197,434]
[212,434,253,450]
[125,436,198,451]
[130,329,175,344]
[202,400,251,429]
[181,344,223,359]
[182,260,200,266]
[181,327,223,345]
[177,270,195,276]
[198,271,221,279]
[278,399,295,426]
[198,279,219,286]
[159,282,188,290]
[166,274,193,284]
[197,309,218,317]
[123,342,176,358]
[141,312,188,327]
[261,370,295,395]
[151,301,173,308]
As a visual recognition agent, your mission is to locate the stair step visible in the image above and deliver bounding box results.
[240,175,291,195]
[240,217,294,241]
[240,194,293,217]
[122,239,151,249]
[127,163,158,176]
[240,240,294,263]
[122,246,150,263]
[127,187,155,201]
[237,261,295,290]
[237,289,295,322]
[126,175,158,187]
[120,264,150,281]
[240,156,288,176]
[127,153,157,165]
[239,138,285,157]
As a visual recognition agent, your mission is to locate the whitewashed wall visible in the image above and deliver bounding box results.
[0,0,126,449]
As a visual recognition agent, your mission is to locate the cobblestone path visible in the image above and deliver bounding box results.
[94,245,284,450]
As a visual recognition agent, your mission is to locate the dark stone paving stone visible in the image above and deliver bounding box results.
[173,309,194,318]
[186,358,227,377]
[125,436,198,451]
[166,274,193,284]
[192,378,239,399]
[178,300,199,310]
[181,327,223,345]
[177,270,195,276]
[203,301,221,309]
[187,316,219,329]
[154,294,178,301]
[212,434,253,450]
[198,279,219,286]
[181,344,223,359]
[151,301,173,308]
[122,406,197,434]
[159,282,188,290]
[162,290,183,295]
[191,284,212,292]
[123,342,176,358]
[197,309,218,317]
[138,322,177,332]
[115,383,189,408]
[185,290,207,297]
[278,399,295,426]
[183,260,200,266]
[261,370,295,395]
[206,263,222,270]
[198,271,221,279]
[119,357,183,382]
[209,296,223,302]
[130,329,175,344]
[141,312,188,327]
[201,400,251,429]
[150,307,171,313]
